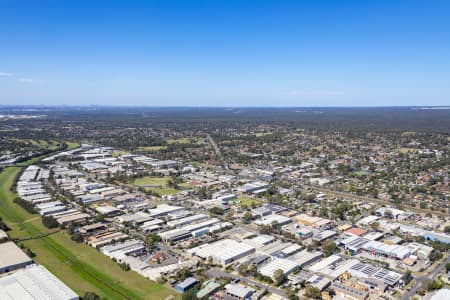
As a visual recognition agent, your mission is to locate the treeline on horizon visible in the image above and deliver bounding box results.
[1,106,449,133]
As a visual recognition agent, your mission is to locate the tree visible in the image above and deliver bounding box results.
[321,239,337,257]
[444,226,450,234]
[145,234,159,249]
[429,250,443,262]
[243,212,253,223]
[259,225,271,234]
[25,247,36,258]
[198,186,211,199]
[248,264,257,276]
[285,287,299,300]
[167,179,176,188]
[0,217,10,231]
[83,292,107,300]
[238,263,249,276]
[209,207,224,216]
[319,207,328,218]
[176,268,192,281]
[304,286,321,299]
[95,213,105,222]
[225,210,234,220]
[119,262,130,271]
[445,263,450,272]
[403,270,413,285]
[147,233,161,242]
[370,221,380,231]
[256,272,273,284]
[42,215,58,228]
[182,288,197,300]
[272,269,286,286]
[71,232,84,243]
[426,279,443,291]
[13,197,36,214]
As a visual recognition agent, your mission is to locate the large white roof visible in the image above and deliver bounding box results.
[254,214,291,226]
[193,239,255,261]
[0,264,79,300]
[259,258,299,278]
[0,242,33,270]
[431,289,450,300]
[308,254,342,272]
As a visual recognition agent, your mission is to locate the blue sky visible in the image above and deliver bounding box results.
[1,0,449,106]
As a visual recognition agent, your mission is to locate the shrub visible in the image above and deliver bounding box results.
[71,232,84,243]
[304,286,321,299]
[13,197,36,214]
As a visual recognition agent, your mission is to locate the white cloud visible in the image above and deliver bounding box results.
[0,71,13,77]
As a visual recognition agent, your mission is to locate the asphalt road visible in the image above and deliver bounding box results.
[401,255,450,300]
[206,268,286,297]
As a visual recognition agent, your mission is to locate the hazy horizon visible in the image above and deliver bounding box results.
[1,103,448,109]
[1,104,449,109]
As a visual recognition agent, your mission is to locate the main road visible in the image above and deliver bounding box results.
[207,134,223,160]
[401,255,450,300]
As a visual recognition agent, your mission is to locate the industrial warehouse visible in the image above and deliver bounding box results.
[1,143,449,300]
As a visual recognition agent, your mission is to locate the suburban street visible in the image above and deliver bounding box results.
[401,255,450,300]
[309,186,448,217]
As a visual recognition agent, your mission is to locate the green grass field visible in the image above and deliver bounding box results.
[397,147,419,154]
[112,150,131,157]
[166,137,206,145]
[134,176,179,195]
[134,176,195,190]
[14,139,62,150]
[136,146,168,152]
[189,161,215,170]
[235,197,262,207]
[66,141,80,150]
[134,176,171,186]
[0,167,178,300]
